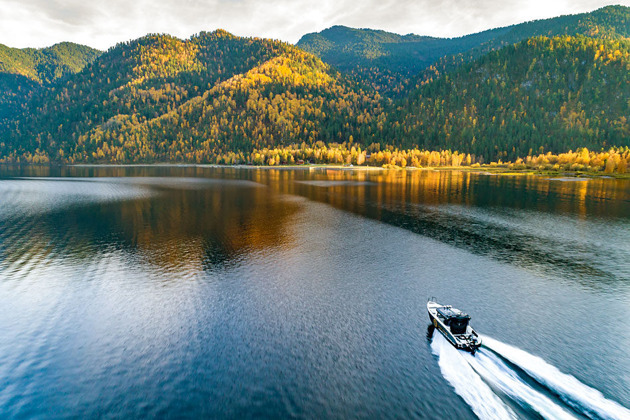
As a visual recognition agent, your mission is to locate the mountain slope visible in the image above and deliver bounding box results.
[298,5,630,93]
[385,35,630,161]
[298,25,505,75]
[0,42,101,84]
[0,32,384,163]
[0,42,101,119]
[1,31,295,158]
[71,49,384,163]
[416,5,630,86]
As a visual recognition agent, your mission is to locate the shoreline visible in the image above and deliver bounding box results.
[69,163,630,179]
[2,162,629,179]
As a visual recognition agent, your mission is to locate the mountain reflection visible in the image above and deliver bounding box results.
[248,168,630,285]
[0,165,628,285]
[2,164,627,218]
[0,176,300,277]
[248,168,629,219]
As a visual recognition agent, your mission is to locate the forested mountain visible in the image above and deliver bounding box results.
[0,42,101,119]
[0,6,628,166]
[73,50,384,163]
[0,42,101,84]
[0,32,383,163]
[298,5,630,93]
[297,26,504,93]
[386,35,630,161]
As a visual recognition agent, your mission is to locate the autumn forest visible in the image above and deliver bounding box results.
[0,5,628,173]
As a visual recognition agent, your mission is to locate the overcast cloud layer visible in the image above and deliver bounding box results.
[1,0,628,50]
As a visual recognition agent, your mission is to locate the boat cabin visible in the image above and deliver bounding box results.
[437,306,471,335]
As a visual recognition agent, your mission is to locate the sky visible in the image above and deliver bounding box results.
[1,0,628,50]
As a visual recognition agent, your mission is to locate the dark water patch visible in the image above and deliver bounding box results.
[372,203,622,286]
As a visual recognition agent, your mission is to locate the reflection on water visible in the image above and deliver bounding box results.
[249,168,630,285]
[3,167,629,286]
[0,176,298,278]
[250,167,630,217]
[0,165,629,419]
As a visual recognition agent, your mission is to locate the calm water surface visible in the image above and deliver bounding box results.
[0,166,629,419]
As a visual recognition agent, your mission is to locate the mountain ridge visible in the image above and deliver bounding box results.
[297,5,630,93]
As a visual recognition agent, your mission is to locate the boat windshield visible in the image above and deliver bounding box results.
[449,317,469,334]
[437,307,471,335]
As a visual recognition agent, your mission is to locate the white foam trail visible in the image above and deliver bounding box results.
[481,335,630,420]
[430,334,517,420]
[464,350,577,419]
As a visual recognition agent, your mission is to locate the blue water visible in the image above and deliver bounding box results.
[0,166,629,418]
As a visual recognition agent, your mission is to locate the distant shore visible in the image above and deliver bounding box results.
[430,165,630,179]
[65,163,630,179]
[1,162,627,179]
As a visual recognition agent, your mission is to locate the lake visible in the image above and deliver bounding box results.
[0,165,629,419]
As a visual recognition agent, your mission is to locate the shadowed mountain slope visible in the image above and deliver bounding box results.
[297,5,630,93]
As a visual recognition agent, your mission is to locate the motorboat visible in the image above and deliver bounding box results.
[427,298,481,354]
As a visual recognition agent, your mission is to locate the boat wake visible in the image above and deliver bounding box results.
[430,332,630,420]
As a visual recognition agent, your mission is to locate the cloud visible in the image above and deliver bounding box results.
[0,0,627,50]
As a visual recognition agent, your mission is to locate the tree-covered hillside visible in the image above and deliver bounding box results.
[0,32,384,163]
[0,42,101,84]
[416,5,630,86]
[297,26,506,80]
[386,36,630,161]
[298,5,630,93]
[0,32,291,158]
[0,42,101,119]
[70,50,384,163]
